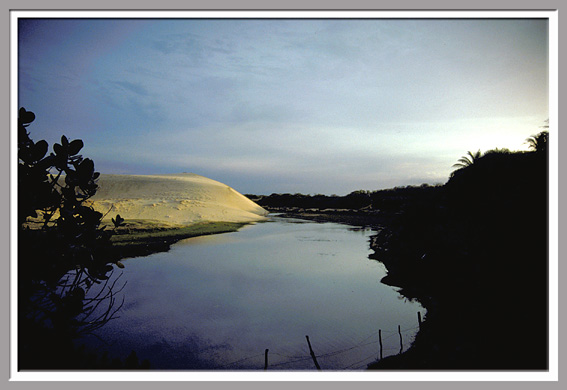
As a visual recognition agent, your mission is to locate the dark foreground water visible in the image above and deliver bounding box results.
[78,216,424,371]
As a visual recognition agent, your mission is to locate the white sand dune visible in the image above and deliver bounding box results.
[90,173,269,225]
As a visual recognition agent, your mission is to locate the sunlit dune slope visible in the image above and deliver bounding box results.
[90,173,269,225]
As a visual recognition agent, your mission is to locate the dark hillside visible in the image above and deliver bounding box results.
[368,149,548,369]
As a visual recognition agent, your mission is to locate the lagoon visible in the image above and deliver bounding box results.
[79,216,424,370]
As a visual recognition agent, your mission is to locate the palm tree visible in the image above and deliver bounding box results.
[452,150,482,169]
[525,130,548,153]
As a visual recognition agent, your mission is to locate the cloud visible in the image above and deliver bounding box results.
[111,80,150,96]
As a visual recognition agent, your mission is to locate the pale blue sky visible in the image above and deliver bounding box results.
[18,17,549,195]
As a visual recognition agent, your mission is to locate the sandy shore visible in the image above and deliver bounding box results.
[90,173,269,225]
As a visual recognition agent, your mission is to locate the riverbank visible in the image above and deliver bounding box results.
[265,207,394,228]
[104,219,250,260]
[22,217,251,260]
[105,210,384,261]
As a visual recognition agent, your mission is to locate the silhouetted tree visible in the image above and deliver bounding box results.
[525,130,549,153]
[18,107,124,368]
[451,150,482,170]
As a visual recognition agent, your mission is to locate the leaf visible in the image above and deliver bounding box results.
[61,135,69,146]
[31,140,48,162]
[68,139,84,156]
[78,158,94,176]
[112,214,124,228]
[19,108,35,125]
[53,143,64,156]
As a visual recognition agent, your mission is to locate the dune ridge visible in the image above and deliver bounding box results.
[90,173,269,225]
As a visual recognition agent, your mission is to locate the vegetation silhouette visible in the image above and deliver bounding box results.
[17,107,148,369]
[371,134,548,369]
[452,149,482,170]
[525,129,549,153]
[249,184,444,217]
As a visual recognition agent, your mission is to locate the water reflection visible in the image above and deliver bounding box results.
[78,217,423,370]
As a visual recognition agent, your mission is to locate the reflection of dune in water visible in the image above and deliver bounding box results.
[175,231,241,247]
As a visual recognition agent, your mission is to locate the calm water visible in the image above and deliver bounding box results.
[79,216,424,370]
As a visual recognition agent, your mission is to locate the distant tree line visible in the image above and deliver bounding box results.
[246,184,444,213]
[248,129,549,218]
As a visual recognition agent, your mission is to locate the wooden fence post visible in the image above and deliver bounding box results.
[305,335,322,370]
[398,325,403,354]
[378,329,383,360]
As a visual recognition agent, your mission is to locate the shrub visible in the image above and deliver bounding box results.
[18,107,123,368]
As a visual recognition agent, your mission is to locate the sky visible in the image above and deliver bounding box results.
[17,16,549,195]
